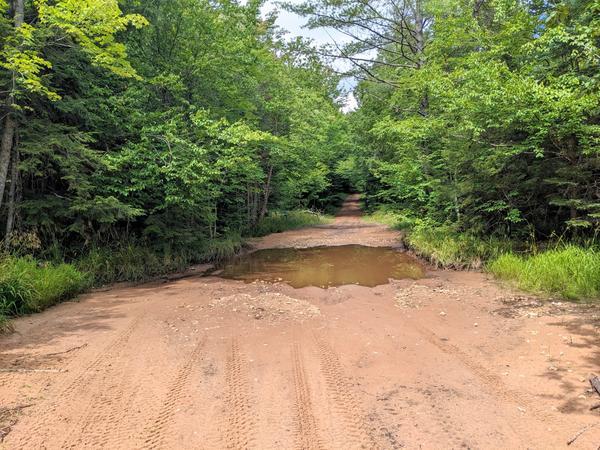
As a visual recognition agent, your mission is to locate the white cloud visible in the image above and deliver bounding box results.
[341,91,358,113]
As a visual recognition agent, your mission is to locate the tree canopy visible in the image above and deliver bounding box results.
[294,0,599,238]
[0,0,598,262]
[0,0,352,258]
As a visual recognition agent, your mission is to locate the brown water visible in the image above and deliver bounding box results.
[216,245,425,288]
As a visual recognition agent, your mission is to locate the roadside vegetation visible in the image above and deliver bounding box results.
[291,0,600,301]
[365,208,599,301]
[0,256,90,331]
[0,209,330,327]
[489,246,600,301]
[363,209,514,269]
[252,210,331,237]
[1,0,599,329]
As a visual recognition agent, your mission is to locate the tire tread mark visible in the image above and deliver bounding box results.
[222,338,255,450]
[414,324,555,423]
[291,343,324,450]
[142,335,207,449]
[13,314,145,449]
[313,334,378,450]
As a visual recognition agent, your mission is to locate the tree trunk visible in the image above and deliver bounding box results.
[413,0,428,116]
[472,0,486,18]
[0,116,16,211]
[5,143,18,240]
[0,0,25,210]
[259,165,273,221]
[414,0,425,68]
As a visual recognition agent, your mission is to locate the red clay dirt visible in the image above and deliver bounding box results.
[1,195,600,449]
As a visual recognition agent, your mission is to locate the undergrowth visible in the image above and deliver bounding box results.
[489,246,600,301]
[362,208,414,230]
[0,209,323,329]
[363,208,512,269]
[406,227,513,270]
[252,210,331,236]
[0,256,90,326]
[77,234,244,286]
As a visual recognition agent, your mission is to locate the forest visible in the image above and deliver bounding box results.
[0,0,598,327]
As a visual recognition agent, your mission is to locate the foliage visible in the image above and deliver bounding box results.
[0,0,145,103]
[297,0,600,240]
[0,0,351,270]
[490,246,600,300]
[0,256,90,317]
[362,208,415,230]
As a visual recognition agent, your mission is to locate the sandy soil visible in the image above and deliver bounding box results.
[1,195,600,449]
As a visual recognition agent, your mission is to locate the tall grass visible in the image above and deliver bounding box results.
[76,245,188,286]
[406,227,514,269]
[78,235,244,286]
[489,245,600,300]
[0,256,90,326]
[364,209,512,269]
[252,210,331,236]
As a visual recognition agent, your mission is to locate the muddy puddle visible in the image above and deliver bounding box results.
[216,244,425,288]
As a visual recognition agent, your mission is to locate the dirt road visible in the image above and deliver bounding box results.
[1,195,600,449]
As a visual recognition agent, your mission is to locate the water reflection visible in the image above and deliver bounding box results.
[217,245,425,288]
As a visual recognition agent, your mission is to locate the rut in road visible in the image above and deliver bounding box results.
[413,323,557,426]
[291,342,325,450]
[11,313,147,449]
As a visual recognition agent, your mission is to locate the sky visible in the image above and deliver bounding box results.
[261,1,359,112]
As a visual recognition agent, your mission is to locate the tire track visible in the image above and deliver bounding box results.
[313,334,378,450]
[11,314,146,449]
[291,343,324,450]
[222,338,255,450]
[413,324,555,424]
[63,358,143,449]
[142,335,207,449]
[417,386,471,448]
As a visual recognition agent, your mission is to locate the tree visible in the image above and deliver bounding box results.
[0,0,146,236]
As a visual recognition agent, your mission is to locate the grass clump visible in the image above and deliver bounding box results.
[0,256,90,323]
[253,210,331,236]
[489,245,600,300]
[76,245,187,286]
